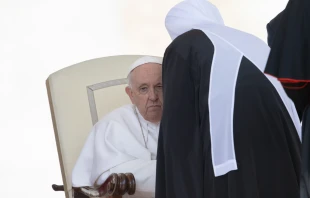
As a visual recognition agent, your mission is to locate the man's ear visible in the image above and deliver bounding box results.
[125,86,134,104]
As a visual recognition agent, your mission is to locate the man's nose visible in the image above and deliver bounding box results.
[148,88,158,100]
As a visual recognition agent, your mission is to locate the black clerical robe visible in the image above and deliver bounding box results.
[155,29,301,198]
[265,0,310,120]
[266,1,310,197]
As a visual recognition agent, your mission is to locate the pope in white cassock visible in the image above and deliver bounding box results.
[72,56,163,198]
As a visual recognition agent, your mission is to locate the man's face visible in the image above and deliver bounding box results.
[126,63,163,123]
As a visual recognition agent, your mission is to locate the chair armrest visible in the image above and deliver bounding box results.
[73,173,136,198]
[52,184,64,191]
[52,184,88,198]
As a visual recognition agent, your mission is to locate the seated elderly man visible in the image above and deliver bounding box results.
[72,56,163,197]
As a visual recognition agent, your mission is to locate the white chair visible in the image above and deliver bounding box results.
[46,55,160,198]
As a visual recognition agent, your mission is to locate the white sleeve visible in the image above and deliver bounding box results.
[72,119,152,189]
[72,121,137,187]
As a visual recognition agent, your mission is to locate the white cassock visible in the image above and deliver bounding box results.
[72,104,159,198]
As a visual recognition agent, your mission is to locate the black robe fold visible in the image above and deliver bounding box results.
[155,29,301,198]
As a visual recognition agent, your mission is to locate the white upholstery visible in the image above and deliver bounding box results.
[46,55,161,198]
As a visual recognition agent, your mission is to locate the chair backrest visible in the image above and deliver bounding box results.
[46,55,161,198]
